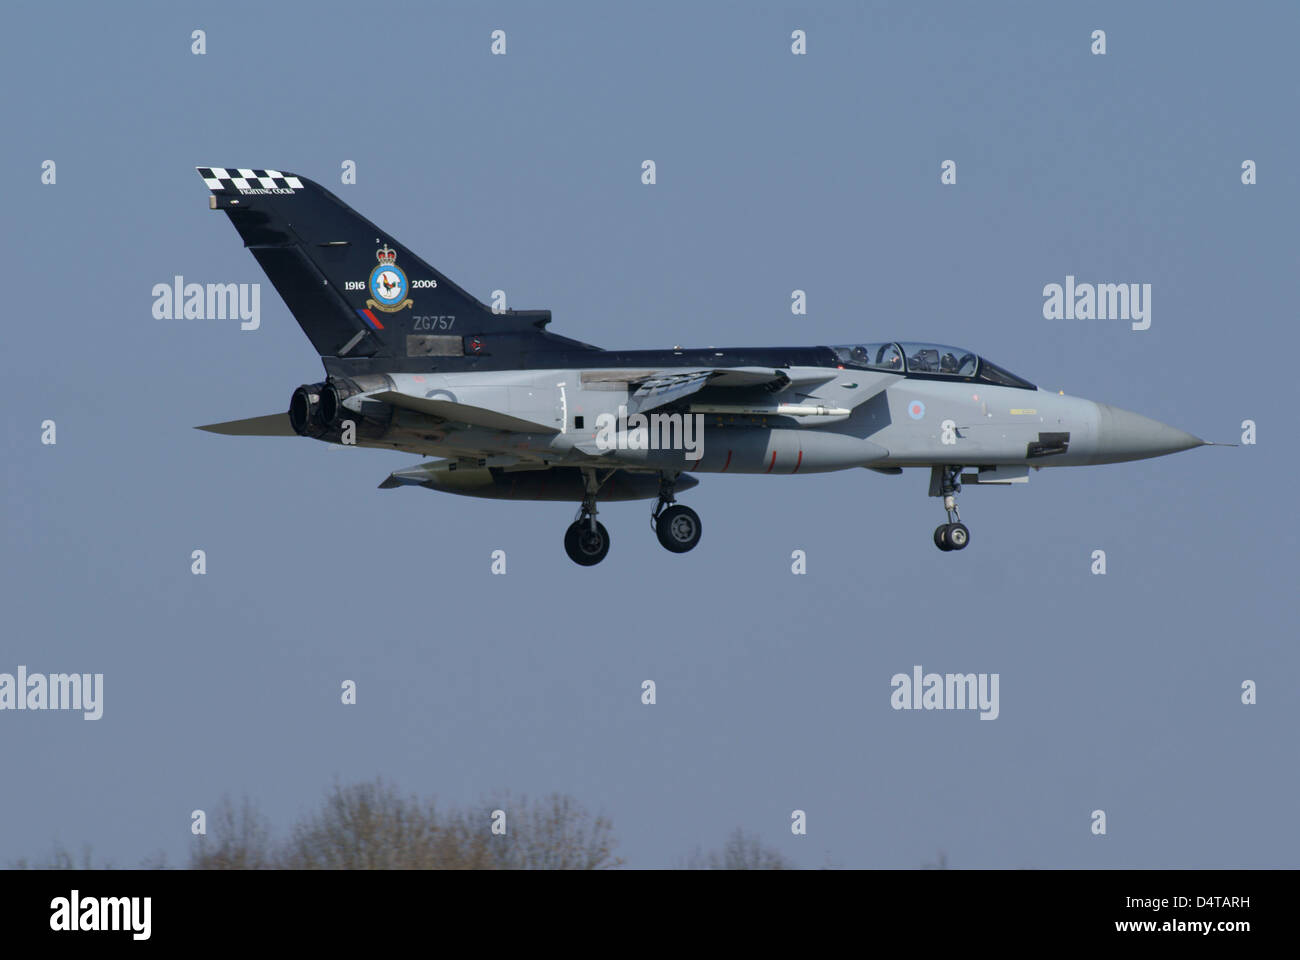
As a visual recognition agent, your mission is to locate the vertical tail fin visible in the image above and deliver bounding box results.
[196,167,592,370]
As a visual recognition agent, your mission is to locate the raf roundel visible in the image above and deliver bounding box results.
[366,244,413,313]
[908,400,926,420]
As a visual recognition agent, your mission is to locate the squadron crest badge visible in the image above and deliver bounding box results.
[367,244,413,313]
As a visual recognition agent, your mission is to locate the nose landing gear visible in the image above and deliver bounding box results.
[931,465,971,552]
[934,519,970,551]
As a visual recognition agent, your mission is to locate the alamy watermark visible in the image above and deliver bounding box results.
[152,276,260,330]
[1043,275,1151,331]
[890,665,999,720]
[50,890,150,940]
[594,405,705,460]
[0,666,103,720]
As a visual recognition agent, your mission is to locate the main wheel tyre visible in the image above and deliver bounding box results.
[655,505,702,553]
[934,524,953,551]
[564,520,610,566]
[946,522,970,550]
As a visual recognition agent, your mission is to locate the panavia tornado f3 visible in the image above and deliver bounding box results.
[195,167,1215,565]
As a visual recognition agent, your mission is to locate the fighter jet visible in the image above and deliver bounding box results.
[195,168,1213,565]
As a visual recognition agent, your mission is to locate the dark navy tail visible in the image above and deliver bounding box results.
[197,167,598,372]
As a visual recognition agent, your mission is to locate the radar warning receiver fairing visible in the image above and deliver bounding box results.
[195,168,1216,565]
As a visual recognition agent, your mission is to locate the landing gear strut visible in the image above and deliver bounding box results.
[651,472,702,554]
[563,469,611,566]
[562,470,703,565]
[930,465,970,552]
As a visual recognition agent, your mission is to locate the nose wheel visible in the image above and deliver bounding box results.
[930,465,971,552]
[934,521,970,551]
[651,472,702,553]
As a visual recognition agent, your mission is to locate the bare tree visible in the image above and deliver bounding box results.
[189,779,621,870]
[922,850,950,869]
[277,779,490,869]
[682,828,796,870]
[10,842,168,870]
[487,792,622,870]
[10,842,101,870]
[189,795,276,869]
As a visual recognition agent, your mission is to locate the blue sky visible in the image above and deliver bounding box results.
[2,0,1296,868]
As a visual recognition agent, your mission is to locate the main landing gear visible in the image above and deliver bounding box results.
[651,473,702,554]
[563,469,612,566]
[561,470,702,566]
[931,465,971,552]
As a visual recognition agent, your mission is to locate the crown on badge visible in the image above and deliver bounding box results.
[376,245,397,265]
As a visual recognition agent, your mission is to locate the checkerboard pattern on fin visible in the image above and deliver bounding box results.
[197,167,304,193]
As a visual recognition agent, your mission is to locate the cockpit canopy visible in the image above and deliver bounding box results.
[831,341,1036,389]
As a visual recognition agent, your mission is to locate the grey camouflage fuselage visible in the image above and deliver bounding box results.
[194,168,1209,560]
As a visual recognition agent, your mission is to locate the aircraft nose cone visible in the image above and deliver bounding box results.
[1095,403,1205,463]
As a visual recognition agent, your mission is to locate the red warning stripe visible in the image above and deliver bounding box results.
[792,450,803,473]
[765,450,777,473]
[721,450,733,472]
